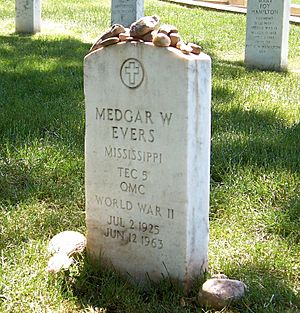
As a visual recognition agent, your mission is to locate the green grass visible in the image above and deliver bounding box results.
[0,0,300,312]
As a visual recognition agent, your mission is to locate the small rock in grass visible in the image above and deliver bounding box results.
[48,230,86,256]
[153,33,171,47]
[47,231,86,273]
[198,278,247,310]
[130,15,160,37]
[47,253,74,273]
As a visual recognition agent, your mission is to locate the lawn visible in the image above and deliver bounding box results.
[0,0,299,312]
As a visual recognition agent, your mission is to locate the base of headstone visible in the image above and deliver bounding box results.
[15,0,41,34]
[84,42,211,291]
[245,0,290,71]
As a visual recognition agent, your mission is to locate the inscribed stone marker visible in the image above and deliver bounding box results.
[245,0,290,71]
[84,42,211,289]
[15,0,41,33]
[111,0,144,27]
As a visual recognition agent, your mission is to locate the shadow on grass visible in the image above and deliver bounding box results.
[211,109,299,179]
[56,255,197,313]
[0,34,89,143]
[209,58,300,242]
[54,255,300,313]
[0,34,90,205]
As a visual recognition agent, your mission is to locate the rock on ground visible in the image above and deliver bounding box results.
[198,278,247,310]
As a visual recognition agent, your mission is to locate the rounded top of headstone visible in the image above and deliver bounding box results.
[85,41,210,63]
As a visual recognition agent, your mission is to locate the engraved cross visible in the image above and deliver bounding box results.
[125,61,140,85]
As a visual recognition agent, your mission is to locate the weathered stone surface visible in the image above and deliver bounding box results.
[15,0,41,33]
[84,42,211,290]
[198,278,247,309]
[153,33,171,47]
[129,15,160,37]
[48,231,86,256]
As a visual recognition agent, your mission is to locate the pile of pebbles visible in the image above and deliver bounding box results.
[90,15,202,55]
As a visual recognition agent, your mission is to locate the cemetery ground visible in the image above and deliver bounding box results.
[0,0,299,311]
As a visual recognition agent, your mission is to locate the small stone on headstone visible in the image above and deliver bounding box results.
[152,33,171,47]
[176,41,193,54]
[187,43,202,55]
[158,24,178,35]
[169,33,181,47]
[91,24,125,51]
[140,30,156,42]
[119,32,132,41]
[129,15,160,37]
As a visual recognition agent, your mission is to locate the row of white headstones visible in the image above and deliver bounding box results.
[15,0,291,71]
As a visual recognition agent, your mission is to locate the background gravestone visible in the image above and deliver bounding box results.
[245,0,290,71]
[84,42,211,290]
[15,0,41,33]
[111,0,144,27]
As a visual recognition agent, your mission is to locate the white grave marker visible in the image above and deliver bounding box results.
[15,0,41,33]
[245,0,290,71]
[84,42,211,290]
[111,0,144,27]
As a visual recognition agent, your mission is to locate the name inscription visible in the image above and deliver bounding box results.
[96,107,173,143]
[95,104,177,251]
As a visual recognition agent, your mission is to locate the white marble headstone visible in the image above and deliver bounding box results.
[84,42,211,290]
[111,0,144,27]
[15,0,41,33]
[245,0,290,71]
